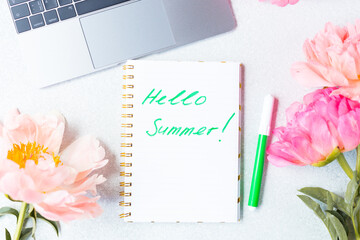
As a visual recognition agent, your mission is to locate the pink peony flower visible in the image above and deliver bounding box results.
[0,109,108,222]
[291,20,360,101]
[259,0,299,7]
[267,88,360,167]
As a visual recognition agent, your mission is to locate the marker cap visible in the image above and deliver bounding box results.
[258,95,275,136]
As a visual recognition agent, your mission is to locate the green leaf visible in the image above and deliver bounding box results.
[29,208,37,238]
[325,216,338,240]
[337,209,353,234]
[0,207,19,220]
[345,172,359,207]
[326,210,349,235]
[5,229,11,240]
[299,187,350,215]
[326,210,346,226]
[298,195,326,221]
[327,192,335,211]
[328,214,348,240]
[298,195,337,239]
[37,214,60,236]
[28,205,34,215]
[19,228,32,240]
[338,209,352,223]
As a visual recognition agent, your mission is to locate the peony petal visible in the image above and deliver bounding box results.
[285,102,303,123]
[2,109,39,145]
[261,0,300,6]
[0,110,65,155]
[0,172,43,203]
[33,111,65,155]
[267,154,303,167]
[60,135,108,174]
[267,88,360,167]
[327,49,358,80]
[291,62,336,87]
[0,110,107,222]
[332,83,360,101]
[35,192,103,222]
[306,115,338,155]
[338,110,360,150]
[67,174,106,195]
[0,158,20,177]
[24,158,72,192]
[288,0,299,4]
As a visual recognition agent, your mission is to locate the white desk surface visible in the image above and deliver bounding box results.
[0,0,358,239]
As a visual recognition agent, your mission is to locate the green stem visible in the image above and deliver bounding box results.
[351,215,360,240]
[337,153,354,179]
[13,202,27,240]
[356,145,360,238]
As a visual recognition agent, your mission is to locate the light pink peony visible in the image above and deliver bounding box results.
[291,20,360,101]
[267,88,360,167]
[259,0,299,7]
[0,109,108,222]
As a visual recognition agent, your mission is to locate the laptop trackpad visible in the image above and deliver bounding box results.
[80,0,175,69]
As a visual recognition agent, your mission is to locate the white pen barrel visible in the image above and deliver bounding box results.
[258,95,275,136]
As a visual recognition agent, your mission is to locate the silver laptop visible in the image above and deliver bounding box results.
[7,0,236,87]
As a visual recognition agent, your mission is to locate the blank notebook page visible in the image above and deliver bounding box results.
[121,60,242,222]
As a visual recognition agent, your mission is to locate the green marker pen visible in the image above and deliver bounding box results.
[248,95,275,210]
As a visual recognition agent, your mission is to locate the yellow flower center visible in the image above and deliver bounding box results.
[7,142,61,168]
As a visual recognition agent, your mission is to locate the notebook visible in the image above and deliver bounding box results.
[120,60,242,223]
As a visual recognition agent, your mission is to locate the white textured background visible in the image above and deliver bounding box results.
[0,0,359,239]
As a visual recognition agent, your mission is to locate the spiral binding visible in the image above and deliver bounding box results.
[122,94,134,99]
[123,65,134,70]
[121,133,133,138]
[120,191,132,197]
[120,172,132,177]
[120,64,134,219]
[121,143,133,147]
[120,213,131,218]
[122,104,133,108]
[119,201,131,206]
[123,75,134,79]
[121,123,133,128]
[121,114,133,118]
[120,182,132,187]
[123,85,134,89]
[120,153,133,157]
[120,162,132,167]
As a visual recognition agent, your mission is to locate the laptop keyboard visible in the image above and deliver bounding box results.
[8,0,132,33]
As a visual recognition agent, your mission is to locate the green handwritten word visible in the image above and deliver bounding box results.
[146,118,219,137]
[142,89,207,106]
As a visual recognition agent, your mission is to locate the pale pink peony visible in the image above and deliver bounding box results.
[259,0,299,7]
[267,88,360,167]
[0,109,108,222]
[292,20,360,101]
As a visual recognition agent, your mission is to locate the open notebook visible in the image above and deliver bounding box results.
[120,60,242,223]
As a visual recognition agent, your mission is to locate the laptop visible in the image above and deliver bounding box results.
[7,0,236,87]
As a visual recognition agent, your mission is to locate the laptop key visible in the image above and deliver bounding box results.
[8,0,29,7]
[11,3,30,20]
[75,0,131,16]
[59,0,72,6]
[43,0,58,10]
[44,10,59,25]
[15,18,31,33]
[57,5,76,21]
[29,14,45,29]
[29,0,44,14]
